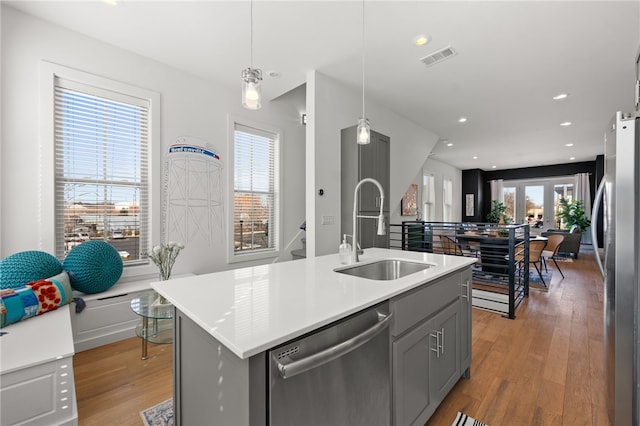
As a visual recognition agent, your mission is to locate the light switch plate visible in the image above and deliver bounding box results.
[321,215,334,225]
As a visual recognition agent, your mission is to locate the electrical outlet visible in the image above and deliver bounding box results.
[321,215,334,225]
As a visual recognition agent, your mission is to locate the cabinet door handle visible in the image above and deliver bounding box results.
[440,328,445,355]
[430,332,440,358]
[460,279,470,300]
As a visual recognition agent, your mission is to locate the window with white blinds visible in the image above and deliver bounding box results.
[422,173,435,221]
[54,77,149,264]
[443,177,453,222]
[232,123,279,258]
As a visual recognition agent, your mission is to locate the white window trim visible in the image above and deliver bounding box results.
[39,61,161,280]
[227,115,282,264]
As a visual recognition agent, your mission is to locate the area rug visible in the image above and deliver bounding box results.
[140,398,173,426]
[529,269,553,291]
[452,411,488,426]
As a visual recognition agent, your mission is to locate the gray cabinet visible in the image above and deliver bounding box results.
[391,269,471,426]
[341,126,390,249]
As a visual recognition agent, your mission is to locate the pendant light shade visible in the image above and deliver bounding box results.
[356,0,370,144]
[357,117,371,145]
[242,67,262,110]
[242,0,262,110]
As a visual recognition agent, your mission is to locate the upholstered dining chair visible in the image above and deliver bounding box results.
[439,235,464,256]
[541,233,565,279]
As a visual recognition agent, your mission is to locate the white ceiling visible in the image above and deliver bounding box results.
[8,0,640,171]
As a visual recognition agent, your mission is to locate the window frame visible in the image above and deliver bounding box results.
[227,116,282,263]
[39,62,161,280]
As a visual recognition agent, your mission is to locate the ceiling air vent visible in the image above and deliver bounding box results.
[420,46,457,68]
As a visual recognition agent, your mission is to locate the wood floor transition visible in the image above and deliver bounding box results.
[73,246,608,426]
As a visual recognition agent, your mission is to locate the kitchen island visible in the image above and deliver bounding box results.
[153,248,476,425]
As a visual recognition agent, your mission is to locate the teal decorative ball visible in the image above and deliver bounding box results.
[63,241,123,294]
[0,251,63,290]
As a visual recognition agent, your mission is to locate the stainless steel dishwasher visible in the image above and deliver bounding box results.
[269,302,392,425]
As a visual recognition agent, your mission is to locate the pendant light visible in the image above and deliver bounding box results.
[241,0,262,110]
[356,0,370,145]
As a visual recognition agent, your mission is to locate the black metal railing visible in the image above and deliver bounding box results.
[390,221,531,319]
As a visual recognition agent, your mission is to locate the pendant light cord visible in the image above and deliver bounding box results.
[361,0,365,118]
[250,0,254,68]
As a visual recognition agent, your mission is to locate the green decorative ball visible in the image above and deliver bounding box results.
[63,241,123,294]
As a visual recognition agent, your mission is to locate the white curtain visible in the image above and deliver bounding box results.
[490,179,504,203]
[574,173,592,243]
[574,173,591,217]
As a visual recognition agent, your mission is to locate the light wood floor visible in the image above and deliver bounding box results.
[73,247,608,426]
[427,247,609,426]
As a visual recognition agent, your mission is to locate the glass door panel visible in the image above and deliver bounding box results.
[503,187,516,224]
[553,183,574,229]
[525,185,544,226]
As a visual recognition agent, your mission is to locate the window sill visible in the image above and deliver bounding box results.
[228,249,280,264]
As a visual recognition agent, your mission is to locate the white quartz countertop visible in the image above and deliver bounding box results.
[152,248,476,359]
[0,305,74,374]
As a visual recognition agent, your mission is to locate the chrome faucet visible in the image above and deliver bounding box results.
[352,178,386,263]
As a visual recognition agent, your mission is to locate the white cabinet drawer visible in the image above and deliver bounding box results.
[0,357,77,426]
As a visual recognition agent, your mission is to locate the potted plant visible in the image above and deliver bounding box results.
[557,198,591,231]
[486,200,508,224]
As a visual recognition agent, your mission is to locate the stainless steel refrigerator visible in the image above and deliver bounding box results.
[592,111,639,425]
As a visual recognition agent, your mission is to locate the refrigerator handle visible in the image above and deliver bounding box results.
[591,177,606,278]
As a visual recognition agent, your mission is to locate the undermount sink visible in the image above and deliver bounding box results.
[334,259,434,281]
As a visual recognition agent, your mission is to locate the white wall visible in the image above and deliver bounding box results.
[0,6,305,278]
[306,71,440,256]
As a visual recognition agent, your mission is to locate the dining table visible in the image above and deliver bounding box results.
[455,231,547,274]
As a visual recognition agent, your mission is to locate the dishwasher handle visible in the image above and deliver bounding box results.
[275,311,393,380]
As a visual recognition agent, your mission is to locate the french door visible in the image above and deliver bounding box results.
[503,177,574,229]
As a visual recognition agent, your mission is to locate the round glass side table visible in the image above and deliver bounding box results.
[130,291,173,360]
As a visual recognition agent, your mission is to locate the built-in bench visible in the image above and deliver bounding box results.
[1,305,78,425]
[1,273,192,425]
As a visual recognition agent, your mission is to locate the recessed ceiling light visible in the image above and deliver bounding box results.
[565,143,574,147]
[569,157,576,160]
[446,142,453,147]
[492,165,497,169]
[267,70,281,78]
[458,117,467,123]
[553,93,569,100]
[414,35,430,47]
[472,156,478,160]
[560,121,572,126]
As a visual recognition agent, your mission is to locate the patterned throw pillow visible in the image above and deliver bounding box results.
[0,272,73,328]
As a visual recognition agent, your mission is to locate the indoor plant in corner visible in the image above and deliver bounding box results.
[557,198,591,232]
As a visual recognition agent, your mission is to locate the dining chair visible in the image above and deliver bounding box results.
[515,239,548,286]
[541,233,565,279]
[438,235,464,256]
